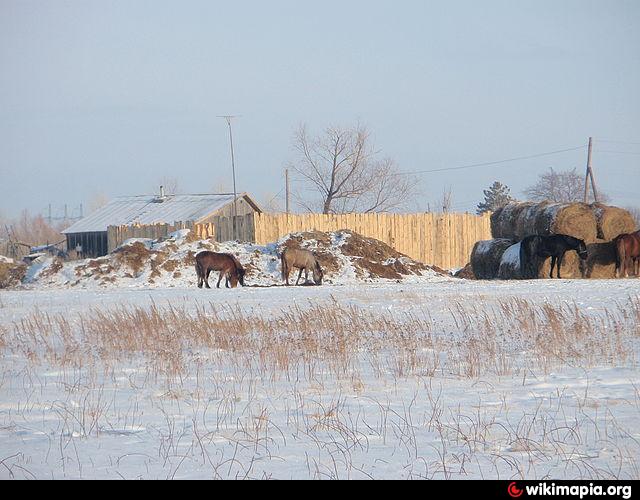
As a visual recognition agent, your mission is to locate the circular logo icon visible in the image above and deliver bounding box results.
[508,482,524,498]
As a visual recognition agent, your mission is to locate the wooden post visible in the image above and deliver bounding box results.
[584,137,599,203]
[285,169,290,215]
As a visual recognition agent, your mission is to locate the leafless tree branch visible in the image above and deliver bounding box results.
[289,124,418,214]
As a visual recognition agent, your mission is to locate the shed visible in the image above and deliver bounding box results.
[62,192,261,258]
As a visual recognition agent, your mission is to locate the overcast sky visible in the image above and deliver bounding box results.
[1,0,639,219]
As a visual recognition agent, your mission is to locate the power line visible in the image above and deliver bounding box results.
[598,139,640,146]
[595,150,640,156]
[266,186,286,207]
[396,145,587,176]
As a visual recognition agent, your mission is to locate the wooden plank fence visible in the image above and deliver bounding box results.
[203,212,491,269]
[108,212,491,269]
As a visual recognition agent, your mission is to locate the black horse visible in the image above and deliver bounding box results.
[520,234,588,279]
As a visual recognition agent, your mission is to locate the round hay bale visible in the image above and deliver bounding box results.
[498,243,522,280]
[533,203,598,243]
[591,204,637,241]
[513,202,540,240]
[470,239,514,280]
[490,203,526,240]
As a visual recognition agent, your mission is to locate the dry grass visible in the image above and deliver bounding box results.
[1,294,638,479]
[4,296,638,382]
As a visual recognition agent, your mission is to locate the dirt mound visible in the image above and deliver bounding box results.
[454,263,475,280]
[113,242,155,276]
[279,231,341,276]
[279,230,441,281]
[22,229,446,289]
[0,261,27,289]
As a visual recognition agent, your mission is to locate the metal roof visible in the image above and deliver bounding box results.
[62,193,254,234]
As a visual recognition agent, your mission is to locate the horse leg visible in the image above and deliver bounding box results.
[216,271,224,288]
[549,256,556,279]
[625,257,631,278]
[196,263,203,288]
[295,268,303,286]
[557,252,565,279]
[204,268,211,289]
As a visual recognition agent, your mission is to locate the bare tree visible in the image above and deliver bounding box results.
[440,186,453,213]
[290,124,418,214]
[626,206,640,227]
[524,167,608,203]
[8,210,64,246]
[260,191,283,213]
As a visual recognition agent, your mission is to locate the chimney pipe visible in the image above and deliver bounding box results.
[160,185,165,198]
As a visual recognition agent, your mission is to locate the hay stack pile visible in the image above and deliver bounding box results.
[470,202,636,280]
[491,202,599,243]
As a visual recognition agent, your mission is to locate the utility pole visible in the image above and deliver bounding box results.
[583,137,599,204]
[219,115,240,239]
[285,168,290,214]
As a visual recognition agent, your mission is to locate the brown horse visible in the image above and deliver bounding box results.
[281,248,323,286]
[195,251,245,289]
[615,230,640,278]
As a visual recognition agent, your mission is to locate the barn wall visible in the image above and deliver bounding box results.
[202,197,257,220]
[66,232,108,259]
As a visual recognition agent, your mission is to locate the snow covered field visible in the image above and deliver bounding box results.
[0,279,639,479]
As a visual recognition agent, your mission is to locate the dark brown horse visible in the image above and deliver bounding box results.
[281,248,323,286]
[615,230,640,278]
[195,251,245,289]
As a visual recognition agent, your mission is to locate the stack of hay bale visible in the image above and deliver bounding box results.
[470,202,637,280]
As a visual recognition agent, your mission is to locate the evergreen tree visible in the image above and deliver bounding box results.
[476,182,514,214]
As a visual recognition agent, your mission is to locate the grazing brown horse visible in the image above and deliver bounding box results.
[615,230,640,278]
[281,248,323,286]
[195,251,245,289]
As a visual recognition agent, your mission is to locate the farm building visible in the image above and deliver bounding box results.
[62,192,262,258]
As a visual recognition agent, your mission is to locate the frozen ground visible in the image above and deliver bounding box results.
[0,279,639,479]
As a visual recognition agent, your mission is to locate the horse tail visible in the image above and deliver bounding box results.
[616,236,626,277]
